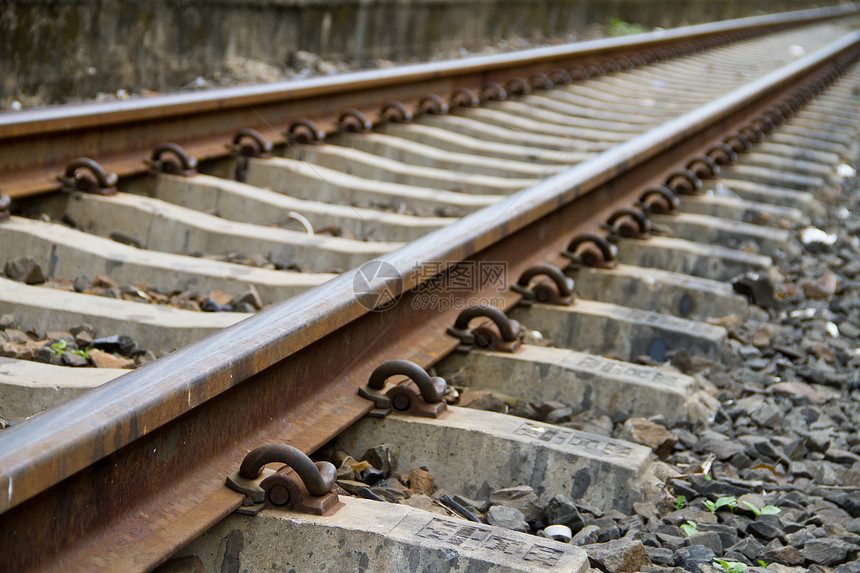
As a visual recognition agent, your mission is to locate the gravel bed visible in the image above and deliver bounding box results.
[319,158,860,572]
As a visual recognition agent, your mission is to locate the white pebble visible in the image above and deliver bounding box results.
[826,322,840,338]
[836,164,856,178]
[788,45,806,57]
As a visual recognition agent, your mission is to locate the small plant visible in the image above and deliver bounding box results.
[607,18,646,37]
[742,501,780,516]
[673,495,687,510]
[704,496,738,513]
[51,340,67,355]
[757,560,768,568]
[72,349,91,360]
[680,520,698,537]
[713,559,748,573]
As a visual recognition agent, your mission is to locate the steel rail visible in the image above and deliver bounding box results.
[0,23,856,571]
[0,4,856,200]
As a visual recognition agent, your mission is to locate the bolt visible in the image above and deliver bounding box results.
[268,485,290,506]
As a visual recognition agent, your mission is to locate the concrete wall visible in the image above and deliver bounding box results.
[0,0,823,106]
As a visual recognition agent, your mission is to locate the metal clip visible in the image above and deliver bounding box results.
[562,233,617,269]
[636,185,679,216]
[57,158,118,195]
[447,305,522,353]
[227,444,340,516]
[511,263,575,306]
[665,169,702,196]
[286,118,325,145]
[358,359,448,418]
[145,143,198,177]
[603,207,651,240]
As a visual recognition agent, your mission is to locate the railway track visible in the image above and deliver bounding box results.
[0,6,859,572]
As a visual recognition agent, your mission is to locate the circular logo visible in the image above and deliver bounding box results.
[353,261,403,311]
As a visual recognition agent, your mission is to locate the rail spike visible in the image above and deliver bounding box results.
[0,193,10,222]
[562,232,617,269]
[511,263,575,306]
[686,155,721,179]
[287,118,325,145]
[58,157,118,195]
[724,132,752,154]
[637,185,679,215]
[381,101,413,123]
[146,143,198,176]
[226,444,340,516]
[603,206,651,239]
[549,69,572,85]
[447,305,522,353]
[358,359,448,418]
[665,168,703,195]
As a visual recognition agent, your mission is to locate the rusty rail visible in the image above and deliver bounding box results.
[0,17,857,573]
[0,4,856,200]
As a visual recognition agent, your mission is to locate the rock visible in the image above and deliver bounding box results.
[663,508,718,526]
[727,536,765,560]
[694,432,746,460]
[398,494,448,516]
[407,467,434,496]
[592,516,621,543]
[837,559,860,573]
[646,547,675,567]
[761,545,804,565]
[33,345,54,364]
[633,501,661,524]
[684,531,722,554]
[584,539,651,573]
[231,286,263,310]
[752,325,776,348]
[4,257,45,284]
[0,314,16,329]
[88,349,135,369]
[770,381,836,404]
[134,350,158,367]
[571,525,600,546]
[546,495,586,531]
[803,539,854,566]
[61,351,89,367]
[90,335,136,356]
[748,518,783,541]
[489,485,544,523]
[362,444,394,476]
[620,417,678,460]
[674,545,716,570]
[73,330,94,346]
[487,505,528,532]
[732,273,779,308]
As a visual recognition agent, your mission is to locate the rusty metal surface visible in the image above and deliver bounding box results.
[0,24,856,573]
[0,5,856,200]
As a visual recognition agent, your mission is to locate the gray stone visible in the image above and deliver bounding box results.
[571,525,600,546]
[762,545,804,565]
[489,485,544,523]
[362,444,394,476]
[675,545,716,569]
[61,351,89,367]
[663,508,718,527]
[837,559,860,573]
[231,286,263,310]
[748,517,784,541]
[803,539,854,566]
[727,536,764,560]
[0,313,16,329]
[646,547,676,567]
[4,256,45,284]
[33,345,54,364]
[584,538,651,573]
[546,495,586,531]
[486,505,528,533]
[684,531,723,554]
